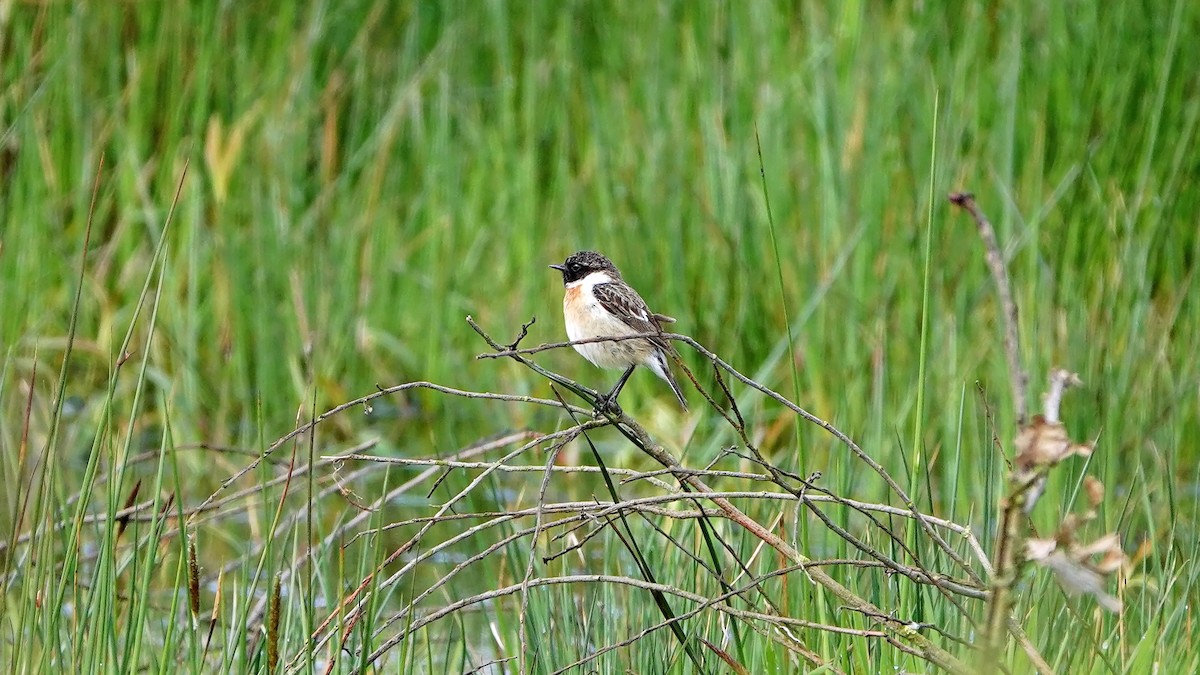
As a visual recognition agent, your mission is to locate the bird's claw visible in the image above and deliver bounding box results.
[592,394,622,417]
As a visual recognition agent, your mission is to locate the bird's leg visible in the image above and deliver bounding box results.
[596,365,636,414]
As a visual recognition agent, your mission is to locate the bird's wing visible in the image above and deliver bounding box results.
[593,282,677,354]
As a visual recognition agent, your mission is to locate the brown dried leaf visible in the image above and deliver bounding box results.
[1026,532,1126,613]
[1076,533,1122,560]
[1014,415,1093,471]
[1026,538,1058,562]
[1084,476,1105,509]
[1058,514,1082,540]
[1096,548,1127,574]
[1039,551,1122,612]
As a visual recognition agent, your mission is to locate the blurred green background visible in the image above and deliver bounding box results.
[2,0,1198,672]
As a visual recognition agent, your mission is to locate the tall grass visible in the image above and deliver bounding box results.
[2,1,1197,672]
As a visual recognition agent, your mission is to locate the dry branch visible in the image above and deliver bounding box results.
[463,317,976,674]
[951,191,1121,675]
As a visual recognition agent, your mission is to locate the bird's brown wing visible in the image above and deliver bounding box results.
[593,282,677,354]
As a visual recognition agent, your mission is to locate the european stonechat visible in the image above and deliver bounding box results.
[550,251,687,411]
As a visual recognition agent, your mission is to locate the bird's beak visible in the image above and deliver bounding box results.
[548,264,565,271]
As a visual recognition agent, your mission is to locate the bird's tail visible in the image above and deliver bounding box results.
[664,369,688,411]
[652,350,688,411]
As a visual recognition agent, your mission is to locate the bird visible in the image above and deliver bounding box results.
[549,250,688,411]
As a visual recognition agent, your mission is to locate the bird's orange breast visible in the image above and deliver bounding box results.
[564,285,582,304]
[564,285,605,333]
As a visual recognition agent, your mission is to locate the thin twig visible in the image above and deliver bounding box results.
[297,424,598,672]
[474,320,974,674]
[480,327,986,585]
[948,192,1029,427]
[188,381,590,525]
[952,192,1060,673]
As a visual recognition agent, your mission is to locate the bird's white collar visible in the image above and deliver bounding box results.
[564,271,616,290]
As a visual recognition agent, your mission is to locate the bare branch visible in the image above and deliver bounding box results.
[949,192,1029,427]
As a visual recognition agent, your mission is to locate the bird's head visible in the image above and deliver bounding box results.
[549,251,620,284]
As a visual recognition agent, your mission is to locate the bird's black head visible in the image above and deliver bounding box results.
[549,251,620,284]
